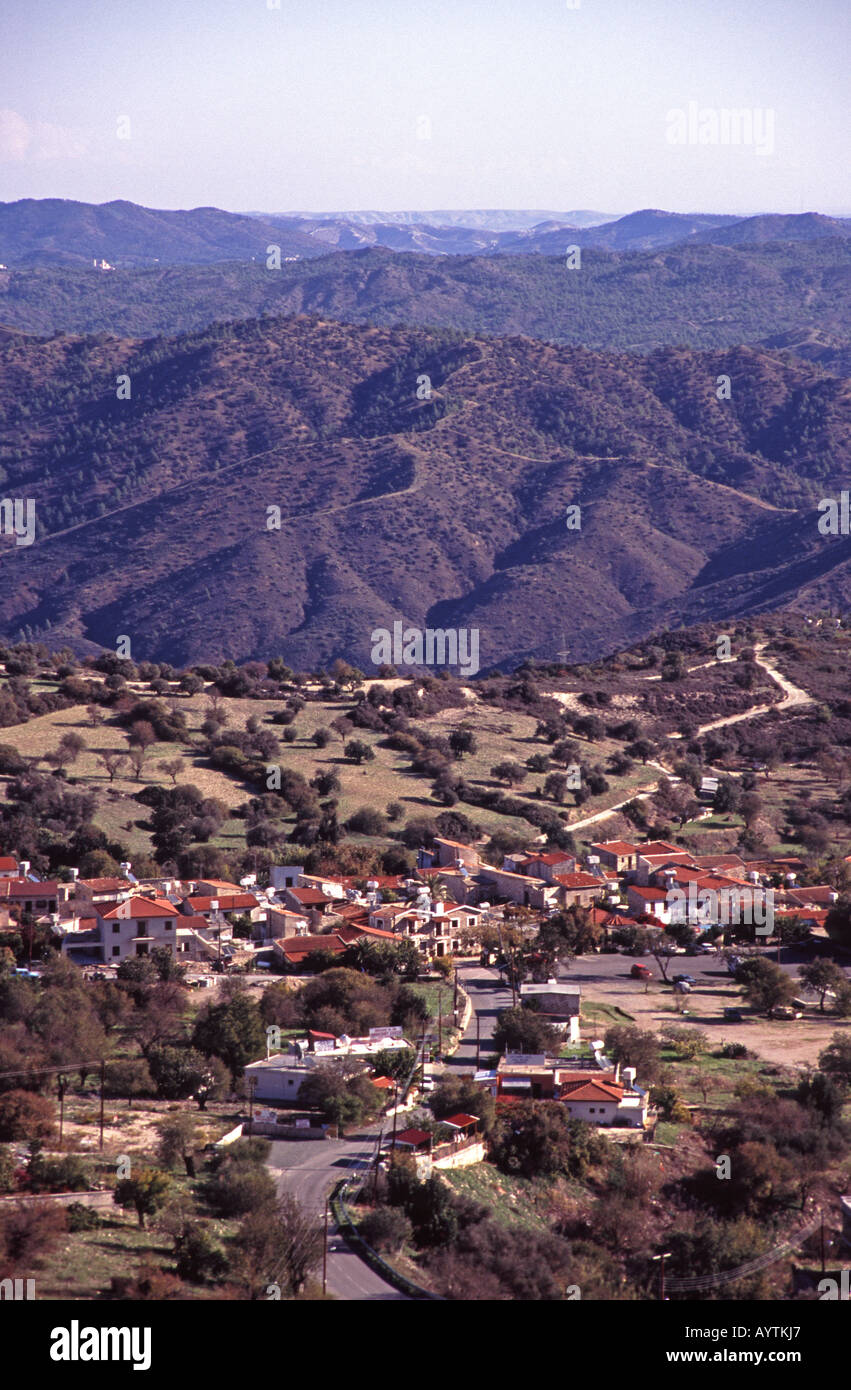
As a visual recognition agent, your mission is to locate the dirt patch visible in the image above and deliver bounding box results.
[579,973,849,1069]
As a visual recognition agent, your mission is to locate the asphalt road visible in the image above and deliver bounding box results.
[267,1126,409,1300]
[446,963,514,1072]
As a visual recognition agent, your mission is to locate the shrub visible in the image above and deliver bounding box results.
[206,1161,277,1217]
[174,1224,228,1283]
[359,1206,412,1254]
[66,1202,101,1232]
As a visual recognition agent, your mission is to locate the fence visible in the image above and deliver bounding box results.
[331,1179,443,1301]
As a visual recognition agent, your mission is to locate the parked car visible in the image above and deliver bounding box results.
[724,1007,744,1022]
[630,963,653,979]
[726,955,742,975]
[773,1006,803,1020]
[696,942,717,954]
[673,973,697,985]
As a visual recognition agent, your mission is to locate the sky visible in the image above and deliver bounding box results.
[0,0,848,216]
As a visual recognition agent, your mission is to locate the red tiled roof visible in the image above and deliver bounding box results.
[392,1128,432,1147]
[337,923,399,942]
[275,933,348,959]
[590,840,639,855]
[0,856,18,871]
[560,1079,624,1103]
[442,1113,478,1128]
[77,877,133,892]
[185,893,259,912]
[99,897,175,919]
[554,872,601,890]
[371,1076,395,1089]
[287,887,332,905]
[0,878,61,897]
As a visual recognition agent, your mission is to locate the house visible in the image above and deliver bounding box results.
[270,865,305,891]
[634,849,695,886]
[493,1053,649,1127]
[391,1128,433,1153]
[517,852,578,882]
[553,871,604,909]
[180,891,260,922]
[0,877,68,916]
[0,856,19,879]
[420,837,481,871]
[61,895,180,964]
[271,933,349,969]
[518,983,581,1042]
[559,1069,648,1128]
[297,874,348,902]
[73,877,135,906]
[478,865,555,907]
[587,840,642,874]
[264,906,311,940]
[281,886,337,924]
[627,884,673,924]
[244,1033,411,1103]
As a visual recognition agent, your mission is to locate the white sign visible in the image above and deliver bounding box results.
[369,1025,403,1042]
[313,1038,336,1054]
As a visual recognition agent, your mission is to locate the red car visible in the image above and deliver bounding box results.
[630,963,653,979]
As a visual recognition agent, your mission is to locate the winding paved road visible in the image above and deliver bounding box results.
[267,1126,409,1300]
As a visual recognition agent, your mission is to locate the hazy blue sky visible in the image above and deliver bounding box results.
[0,0,847,215]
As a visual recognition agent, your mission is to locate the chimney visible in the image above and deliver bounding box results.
[623,1067,636,1089]
[69,867,79,882]
[19,860,30,877]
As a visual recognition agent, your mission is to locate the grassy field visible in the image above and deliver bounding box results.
[442,1162,554,1232]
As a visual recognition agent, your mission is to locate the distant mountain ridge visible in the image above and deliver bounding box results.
[261,209,618,230]
[1,199,849,268]
[2,240,849,377]
[0,316,848,670]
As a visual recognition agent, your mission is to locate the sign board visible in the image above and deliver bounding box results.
[313,1038,336,1054]
[257,1109,278,1123]
[503,1053,547,1067]
[369,1025,403,1042]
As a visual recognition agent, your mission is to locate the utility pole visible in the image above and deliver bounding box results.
[652,1251,671,1301]
[820,1210,826,1274]
[438,986,443,1057]
[57,1073,69,1147]
[475,1013,480,1070]
[99,1061,105,1151]
[322,1200,329,1295]
[392,1082,399,1152]
[372,1125,384,1202]
[248,1075,257,1136]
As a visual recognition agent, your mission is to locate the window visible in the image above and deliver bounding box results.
[112,923,119,934]
[164,922,173,930]
[112,946,120,957]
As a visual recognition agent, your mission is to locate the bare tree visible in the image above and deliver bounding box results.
[128,746,148,781]
[158,757,185,786]
[97,751,128,783]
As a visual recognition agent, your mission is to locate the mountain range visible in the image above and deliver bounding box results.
[3,241,850,378]
[0,316,848,670]
[2,199,849,268]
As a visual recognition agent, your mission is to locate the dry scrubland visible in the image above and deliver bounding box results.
[0,650,845,864]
